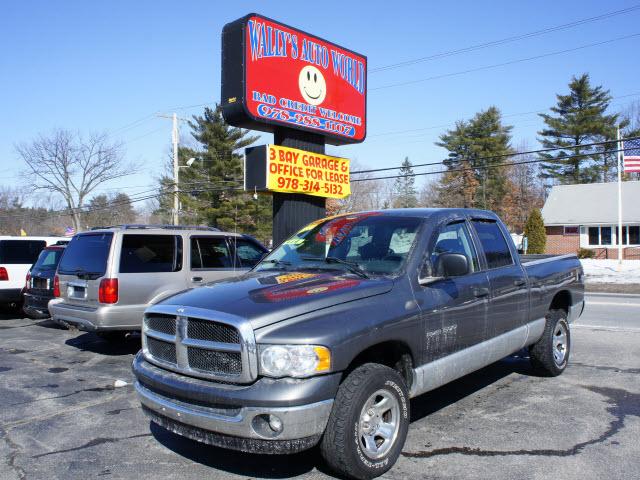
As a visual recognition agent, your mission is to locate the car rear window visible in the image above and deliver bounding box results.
[33,249,64,271]
[119,234,182,273]
[58,233,113,275]
[0,240,46,264]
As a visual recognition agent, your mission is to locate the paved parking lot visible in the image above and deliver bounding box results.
[1,293,639,480]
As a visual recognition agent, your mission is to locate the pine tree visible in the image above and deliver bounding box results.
[524,208,546,254]
[392,157,418,208]
[436,107,513,216]
[538,74,622,184]
[157,105,273,244]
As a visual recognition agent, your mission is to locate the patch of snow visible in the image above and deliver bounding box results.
[580,259,640,284]
[114,379,128,388]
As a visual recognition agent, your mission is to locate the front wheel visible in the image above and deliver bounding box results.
[529,309,571,376]
[320,363,410,480]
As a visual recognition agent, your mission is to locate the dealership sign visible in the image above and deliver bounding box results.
[222,14,367,145]
[244,145,350,199]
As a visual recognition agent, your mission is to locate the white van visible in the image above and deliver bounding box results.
[0,236,68,309]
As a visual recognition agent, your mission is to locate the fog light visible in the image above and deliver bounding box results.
[268,414,283,433]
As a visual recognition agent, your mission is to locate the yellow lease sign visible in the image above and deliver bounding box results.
[266,145,350,199]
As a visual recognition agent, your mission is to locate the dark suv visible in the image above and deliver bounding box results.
[23,244,67,318]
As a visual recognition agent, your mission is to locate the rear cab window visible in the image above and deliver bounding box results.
[33,248,64,271]
[0,240,46,264]
[58,233,113,276]
[191,237,233,269]
[471,220,514,269]
[119,235,182,273]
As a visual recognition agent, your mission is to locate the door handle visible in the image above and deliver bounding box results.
[514,279,526,287]
[473,287,490,298]
[191,276,203,283]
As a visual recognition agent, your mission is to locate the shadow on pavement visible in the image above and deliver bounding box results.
[147,351,536,478]
[65,331,141,356]
[150,422,319,478]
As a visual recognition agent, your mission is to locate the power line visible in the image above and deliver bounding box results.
[370,33,640,91]
[369,5,640,73]
[351,146,633,183]
[351,136,640,175]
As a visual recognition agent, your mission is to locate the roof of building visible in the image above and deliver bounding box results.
[542,181,640,226]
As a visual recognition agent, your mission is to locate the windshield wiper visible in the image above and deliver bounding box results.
[300,256,369,279]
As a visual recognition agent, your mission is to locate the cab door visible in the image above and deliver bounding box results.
[469,219,529,339]
[413,220,490,362]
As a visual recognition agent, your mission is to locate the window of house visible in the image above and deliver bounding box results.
[600,227,612,245]
[629,226,640,245]
[588,227,599,245]
[563,226,579,235]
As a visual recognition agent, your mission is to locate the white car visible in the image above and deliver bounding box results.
[0,236,68,309]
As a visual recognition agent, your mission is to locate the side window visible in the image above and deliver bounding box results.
[471,220,514,269]
[431,222,479,274]
[231,239,266,268]
[0,240,46,264]
[119,235,181,273]
[191,237,232,269]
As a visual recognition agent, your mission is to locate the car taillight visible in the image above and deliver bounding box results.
[25,271,31,289]
[0,267,8,281]
[53,275,60,297]
[98,278,118,304]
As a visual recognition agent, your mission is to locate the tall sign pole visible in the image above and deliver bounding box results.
[617,126,623,265]
[221,14,366,244]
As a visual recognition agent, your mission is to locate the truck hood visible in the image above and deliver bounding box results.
[158,270,394,329]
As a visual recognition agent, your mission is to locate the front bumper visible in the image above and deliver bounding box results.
[49,299,145,331]
[133,353,339,453]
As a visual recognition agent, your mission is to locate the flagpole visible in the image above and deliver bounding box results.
[617,126,623,266]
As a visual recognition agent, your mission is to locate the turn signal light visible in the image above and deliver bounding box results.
[53,275,60,297]
[98,278,118,304]
[0,267,8,281]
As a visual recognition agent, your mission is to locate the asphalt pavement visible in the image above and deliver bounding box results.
[1,293,638,480]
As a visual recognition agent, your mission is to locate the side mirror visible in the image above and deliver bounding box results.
[438,253,469,277]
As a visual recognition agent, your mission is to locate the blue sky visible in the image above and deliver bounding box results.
[1,0,639,203]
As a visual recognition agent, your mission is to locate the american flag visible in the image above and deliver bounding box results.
[64,226,76,237]
[624,138,640,173]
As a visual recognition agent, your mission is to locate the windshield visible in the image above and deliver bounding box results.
[33,248,64,271]
[255,213,422,276]
[58,233,113,276]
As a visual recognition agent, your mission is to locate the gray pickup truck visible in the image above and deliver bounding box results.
[132,209,584,479]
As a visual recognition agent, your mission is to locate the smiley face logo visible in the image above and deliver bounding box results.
[298,65,327,106]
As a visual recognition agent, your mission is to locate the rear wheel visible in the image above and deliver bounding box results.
[529,309,570,376]
[320,363,410,480]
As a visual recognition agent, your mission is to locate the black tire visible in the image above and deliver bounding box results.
[320,363,410,480]
[97,331,129,343]
[529,309,570,376]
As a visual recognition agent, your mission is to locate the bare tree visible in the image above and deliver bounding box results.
[16,130,129,231]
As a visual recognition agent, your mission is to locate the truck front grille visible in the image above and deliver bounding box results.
[142,307,256,383]
[146,337,177,364]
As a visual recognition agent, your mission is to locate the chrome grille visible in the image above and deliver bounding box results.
[187,347,242,374]
[187,318,239,343]
[146,337,177,364]
[145,314,176,336]
[142,305,257,383]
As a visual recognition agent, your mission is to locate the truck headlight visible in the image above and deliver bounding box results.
[259,345,331,378]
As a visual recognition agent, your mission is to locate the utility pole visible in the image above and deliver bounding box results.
[617,126,623,266]
[158,113,181,225]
